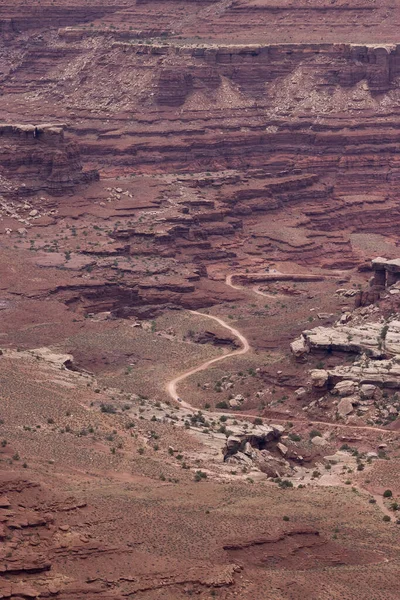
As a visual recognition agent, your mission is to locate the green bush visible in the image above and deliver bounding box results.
[216,401,228,409]
[100,403,116,414]
[309,429,321,439]
[278,479,293,489]
[194,470,207,482]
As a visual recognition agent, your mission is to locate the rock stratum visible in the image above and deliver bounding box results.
[1,2,400,599]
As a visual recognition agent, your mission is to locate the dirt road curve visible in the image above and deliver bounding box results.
[166,310,250,409]
[226,273,279,299]
[166,282,392,436]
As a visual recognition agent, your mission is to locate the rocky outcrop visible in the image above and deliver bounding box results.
[222,423,294,476]
[322,358,400,391]
[371,257,400,289]
[0,124,98,196]
[292,320,400,359]
[190,330,239,348]
[223,423,281,458]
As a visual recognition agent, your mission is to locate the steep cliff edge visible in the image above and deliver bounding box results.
[0,123,98,196]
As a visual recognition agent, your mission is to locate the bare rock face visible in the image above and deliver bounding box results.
[223,424,284,472]
[325,359,400,390]
[253,449,292,478]
[27,347,75,369]
[296,320,400,358]
[0,123,98,196]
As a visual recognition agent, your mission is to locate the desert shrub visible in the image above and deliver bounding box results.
[216,401,228,409]
[194,470,207,482]
[278,479,293,489]
[100,403,116,414]
[309,429,321,439]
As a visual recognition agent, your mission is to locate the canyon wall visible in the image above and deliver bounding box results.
[0,124,98,196]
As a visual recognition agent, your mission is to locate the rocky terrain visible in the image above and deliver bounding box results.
[1,1,400,598]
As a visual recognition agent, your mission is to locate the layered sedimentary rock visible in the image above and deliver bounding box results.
[371,257,400,289]
[2,1,400,314]
[292,320,400,359]
[0,124,98,196]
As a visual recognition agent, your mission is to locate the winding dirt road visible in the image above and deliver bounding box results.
[166,281,393,436]
[165,298,395,519]
[165,306,391,433]
[226,273,278,299]
[166,309,250,409]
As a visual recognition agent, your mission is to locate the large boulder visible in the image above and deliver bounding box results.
[311,369,329,388]
[290,336,309,358]
[337,396,357,417]
[333,380,358,397]
[223,423,283,464]
[229,397,242,408]
[311,436,328,447]
[360,384,376,399]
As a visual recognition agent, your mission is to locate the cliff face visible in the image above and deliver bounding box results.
[0,124,98,196]
[1,0,400,311]
[2,6,400,600]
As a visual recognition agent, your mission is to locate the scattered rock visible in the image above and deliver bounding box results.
[294,387,307,399]
[366,452,378,459]
[277,442,288,456]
